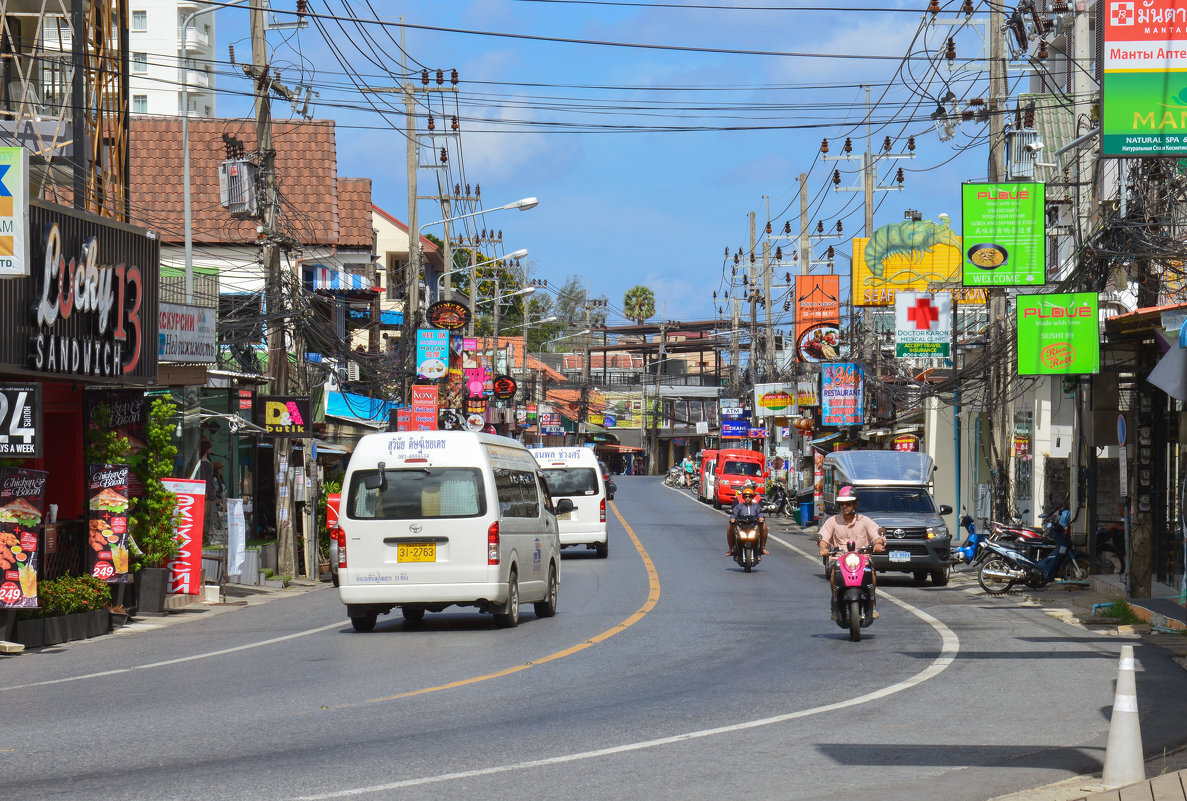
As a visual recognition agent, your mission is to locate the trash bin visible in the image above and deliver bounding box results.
[798,501,814,526]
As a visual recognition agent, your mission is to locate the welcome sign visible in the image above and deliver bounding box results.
[1016,292,1100,375]
[961,183,1045,287]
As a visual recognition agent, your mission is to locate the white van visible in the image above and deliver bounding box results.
[531,446,609,558]
[337,431,567,631]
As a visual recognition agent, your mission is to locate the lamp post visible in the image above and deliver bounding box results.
[477,286,534,378]
[182,0,250,304]
[436,248,528,297]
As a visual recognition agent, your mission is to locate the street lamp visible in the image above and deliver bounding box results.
[437,248,528,294]
[477,286,535,305]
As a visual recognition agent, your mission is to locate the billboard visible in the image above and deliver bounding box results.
[0,147,28,278]
[852,217,969,306]
[821,363,864,426]
[895,291,952,358]
[753,382,795,418]
[1016,292,1100,375]
[961,183,1046,287]
[1102,0,1187,156]
[794,276,840,360]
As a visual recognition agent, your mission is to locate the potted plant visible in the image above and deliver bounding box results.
[128,398,180,616]
[108,604,129,629]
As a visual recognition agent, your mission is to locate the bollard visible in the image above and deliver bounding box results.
[1100,644,1146,789]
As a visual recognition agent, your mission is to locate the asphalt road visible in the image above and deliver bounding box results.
[2,475,1185,801]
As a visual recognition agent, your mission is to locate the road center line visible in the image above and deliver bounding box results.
[299,498,961,800]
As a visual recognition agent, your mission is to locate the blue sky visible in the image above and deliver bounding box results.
[214,0,1000,328]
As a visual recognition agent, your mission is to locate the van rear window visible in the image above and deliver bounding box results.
[347,468,486,520]
[540,467,599,497]
[720,460,762,477]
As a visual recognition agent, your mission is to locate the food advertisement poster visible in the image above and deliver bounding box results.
[416,328,449,380]
[163,478,206,595]
[1016,292,1100,375]
[796,380,819,407]
[0,383,41,458]
[0,467,47,609]
[851,216,965,306]
[1102,0,1187,156]
[753,382,796,418]
[87,464,132,583]
[895,291,952,357]
[794,276,840,360]
[426,300,471,331]
[961,182,1046,287]
[821,363,864,427]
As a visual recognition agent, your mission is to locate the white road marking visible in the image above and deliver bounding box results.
[298,523,960,800]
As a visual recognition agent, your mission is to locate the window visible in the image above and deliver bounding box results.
[132,10,147,31]
[132,95,148,114]
[493,467,539,518]
[721,460,762,477]
[540,468,598,497]
[132,52,147,73]
[347,468,485,520]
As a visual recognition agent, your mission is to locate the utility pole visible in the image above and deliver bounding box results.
[649,315,668,475]
[799,173,810,275]
[730,298,741,388]
[762,197,775,371]
[748,212,758,360]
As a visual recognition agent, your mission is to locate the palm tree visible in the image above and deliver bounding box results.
[623,285,656,325]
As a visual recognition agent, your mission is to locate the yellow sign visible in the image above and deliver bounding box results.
[852,219,985,306]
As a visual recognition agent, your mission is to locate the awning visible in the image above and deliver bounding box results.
[312,437,352,455]
[595,443,643,452]
[303,265,377,294]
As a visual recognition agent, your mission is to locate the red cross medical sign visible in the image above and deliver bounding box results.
[894,291,951,358]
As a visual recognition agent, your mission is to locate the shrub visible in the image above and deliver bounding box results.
[36,574,113,617]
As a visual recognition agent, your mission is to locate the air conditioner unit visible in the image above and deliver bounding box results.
[347,361,360,382]
[218,159,259,219]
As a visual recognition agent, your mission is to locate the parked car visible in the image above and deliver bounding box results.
[713,448,766,509]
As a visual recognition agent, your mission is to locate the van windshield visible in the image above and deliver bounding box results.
[720,460,762,477]
[347,467,486,520]
[540,467,599,497]
[855,488,937,514]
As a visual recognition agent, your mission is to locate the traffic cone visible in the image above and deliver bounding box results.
[1100,644,1146,789]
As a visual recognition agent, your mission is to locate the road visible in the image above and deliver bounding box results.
[2,476,1184,801]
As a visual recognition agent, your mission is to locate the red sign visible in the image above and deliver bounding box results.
[0,467,48,609]
[426,300,471,331]
[411,409,438,431]
[492,375,517,401]
[395,408,412,431]
[163,478,206,595]
[326,493,341,530]
[894,434,918,452]
[411,384,438,409]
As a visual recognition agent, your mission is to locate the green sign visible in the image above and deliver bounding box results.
[961,182,1045,287]
[1016,292,1099,376]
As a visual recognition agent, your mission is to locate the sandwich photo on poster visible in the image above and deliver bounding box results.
[0,468,48,609]
[87,464,132,583]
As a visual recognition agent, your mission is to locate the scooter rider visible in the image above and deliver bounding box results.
[818,485,886,618]
[727,482,769,557]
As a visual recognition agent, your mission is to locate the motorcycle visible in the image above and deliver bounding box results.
[830,543,876,642]
[951,514,994,567]
[977,529,1090,595]
[762,482,789,517]
[664,466,682,487]
[732,514,764,573]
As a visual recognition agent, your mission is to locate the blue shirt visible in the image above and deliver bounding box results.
[730,500,763,518]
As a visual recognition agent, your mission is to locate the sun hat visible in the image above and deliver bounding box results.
[837,485,858,503]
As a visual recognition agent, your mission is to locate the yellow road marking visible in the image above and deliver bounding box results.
[334,500,660,708]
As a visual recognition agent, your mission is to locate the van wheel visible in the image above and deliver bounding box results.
[594,540,608,559]
[351,613,377,633]
[713,497,721,510]
[912,570,928,586]
[401,606,425,624]
[534,565,558,618]
[494,569,520,628]
[930,567,951,586]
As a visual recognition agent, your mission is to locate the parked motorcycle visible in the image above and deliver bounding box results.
[664,466,682,487]
[829,543,876,642]
[689,473,701,493]
[951,514,993,567]
[762,482,789,517]
[732,514,764,573]
[977,530,1090,595]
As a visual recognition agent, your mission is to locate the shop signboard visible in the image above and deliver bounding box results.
[821,363,864,426]
[492,375,517,401]
[416,329,449,380]
[1016,292,1100,375]
[721,419,748,439]
[0,146,28,278]
[410,384,438,411]
[894,434,919,452]
[0,467,47,609]
[795,276,841,361]
[851,216,970,306]
[411,408,438,431]
[605,413,617,428]
[84,388,148,496]
[254,396,312,437]
[961,183,1046,287]
[1102,0,1187,156]
[0,383,40,457]
[426,300,471,330]
[158,302,217,363]
[86,464,132,583]
[393,408,411,431]
[796,379,819,407]
[753,382,795,418]
[895,291,952,357]
[162,478,206,595]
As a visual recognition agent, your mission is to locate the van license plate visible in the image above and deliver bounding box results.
[397,543,436,562]
[889,550,910,562]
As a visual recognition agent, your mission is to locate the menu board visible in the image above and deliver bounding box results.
[0,467,48,609]
[87,464,132,583]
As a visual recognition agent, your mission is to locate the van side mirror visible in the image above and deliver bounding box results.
[554,498,575,516]
[939,504,953,516]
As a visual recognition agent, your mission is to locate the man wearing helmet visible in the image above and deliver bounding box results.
[727,482,769,557]
[818,485,886,617]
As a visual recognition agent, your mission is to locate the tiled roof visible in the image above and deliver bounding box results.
[129,116,365,247]
[337,178,373,248]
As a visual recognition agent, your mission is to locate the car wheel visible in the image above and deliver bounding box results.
[401,606,425,624]
[912,570,928,587]
[494,569,520,628]
[331,570,339,588]
[351,613,377,633]
[594,540,608,559]
[534,565,558,618]
[930,567,951,586]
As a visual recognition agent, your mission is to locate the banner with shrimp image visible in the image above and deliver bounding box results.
[794,276,841,362]
[852,216,978,306]
[0,468,48,609]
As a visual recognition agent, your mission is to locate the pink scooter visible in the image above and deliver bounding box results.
[830,542,877,642]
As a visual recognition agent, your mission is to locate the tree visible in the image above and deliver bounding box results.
[623,285,656,324]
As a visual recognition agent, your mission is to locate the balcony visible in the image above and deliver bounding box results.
[179,26,210,53]
[182,70,210,90]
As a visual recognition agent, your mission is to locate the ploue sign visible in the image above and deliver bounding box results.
[1016,292,1099,376]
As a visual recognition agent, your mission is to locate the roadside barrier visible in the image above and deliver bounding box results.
[1100,644,1145,789]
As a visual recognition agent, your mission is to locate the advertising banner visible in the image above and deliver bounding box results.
[0,467,47,609]
[821,363,864,426]
[894,434,919,452]
[411,408,438,431]
[426,300,471,330]
[410,384,438,410]
[416,329,449,380]
[895,291,952,357]
[0,146,28,278]
[162,478,206,595]
[86,464,132,583]
[0,383,41,457]
[794,276,841,361]
[158,302,217,363]
[961,183,1046,287]
[796,379,819,407]
[1016,292,1101,375]
[492,376,517,401]
[254,396,312,437]
[1102,0,1187,156]
[394,407,411,431]
[753,382,796,418]
[721,419,749,439]
[851,216,969,306]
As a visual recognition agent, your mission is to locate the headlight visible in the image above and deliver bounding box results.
[843,553,861,571]
[926,525,949,539]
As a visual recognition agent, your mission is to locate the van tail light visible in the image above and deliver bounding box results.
[336,528,346,569]
[600,498,606,523]
[488,521,500,565]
